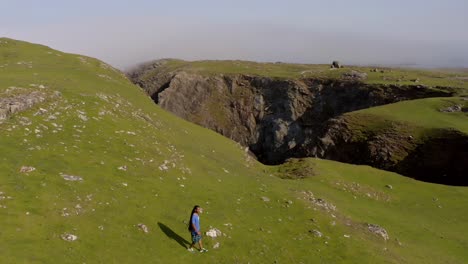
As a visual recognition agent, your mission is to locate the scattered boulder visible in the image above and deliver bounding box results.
[331,61,342,69]
[213,242,220,249]
[313,198,336,211]
[19,166,36,173]
[137,223,149,233]
[385,184,393,190]
[118,165,128,171]
[61,233,78,242]
[60,173,83,181]
[158,160,170,171]
[367,223,389,241]
[261,196,270,202]
[205,228,222,238]
[342,70,368,80]
[309,229,323,238]
[439,105,463,113]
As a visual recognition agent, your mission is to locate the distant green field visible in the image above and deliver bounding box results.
[1,38,468,263]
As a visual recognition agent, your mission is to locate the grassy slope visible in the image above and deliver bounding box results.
[1,38,468,263]
[342,97,468,149]
[143,59,468,94]
[350,97,468,132]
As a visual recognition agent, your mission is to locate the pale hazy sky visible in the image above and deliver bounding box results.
[1,0,467,69]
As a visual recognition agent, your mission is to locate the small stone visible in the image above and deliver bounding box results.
[205,228,222,238]
[137,223,149,233]
[440,105,463,113]
[342,70,368,80]
[20,166,36,173]
[118,165,127,171]
[60,173,83,181]
[385,184,393,189]
[261,196,270,202]
[78,114,88,121]
[61,233,78,241]
[213,242,220,249]
[367,223,389,241]
[310,229,322,238]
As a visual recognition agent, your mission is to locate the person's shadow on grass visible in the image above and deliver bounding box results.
[158,222,191,249]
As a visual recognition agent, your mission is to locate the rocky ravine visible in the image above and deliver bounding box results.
[127,62,467,185]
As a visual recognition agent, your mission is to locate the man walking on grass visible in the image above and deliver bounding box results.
[188,205,208,253]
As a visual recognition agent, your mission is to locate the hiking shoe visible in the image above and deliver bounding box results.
[187,248,195,252]
[200,248,208,253]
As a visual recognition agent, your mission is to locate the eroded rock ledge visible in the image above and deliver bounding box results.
[0,89,56,122]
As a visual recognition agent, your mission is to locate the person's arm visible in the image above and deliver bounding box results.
[191,222,198,233]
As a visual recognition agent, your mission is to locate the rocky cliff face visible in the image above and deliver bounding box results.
[316,117,468,185]
[127,62,468,184]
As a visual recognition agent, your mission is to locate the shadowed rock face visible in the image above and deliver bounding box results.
[396,130,468,186]
[127,62,467,185]
[316,118,468,185]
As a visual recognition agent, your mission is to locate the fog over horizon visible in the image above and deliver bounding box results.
[1,0,467,70]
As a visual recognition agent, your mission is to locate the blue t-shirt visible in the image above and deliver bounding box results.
[192,213,200,232]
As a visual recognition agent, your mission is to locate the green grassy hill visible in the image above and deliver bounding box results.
[1,38,468,263]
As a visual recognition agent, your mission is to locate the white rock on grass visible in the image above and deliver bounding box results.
[158,161,169,171]
[310,229,322,238]
[213,242,220,249]
[60,173,83,181]
[61,233,78,241]
[19,166,36,173]
[367,224,389,241]
[137,223,149,233]
[205,228,222,238]
[261,196,270,202]
[118,165,127,171]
